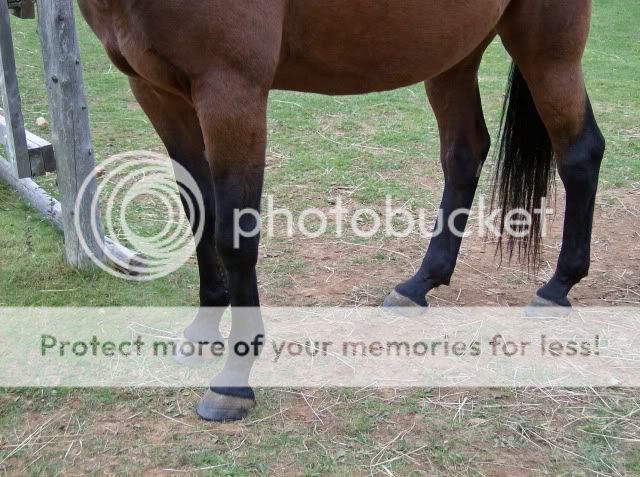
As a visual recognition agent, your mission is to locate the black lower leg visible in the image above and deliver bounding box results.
[172,158,230,344]
[536,102,605,306]
[387,59,490,308]
[394,143,487,306]
[176,169,229,308]
[209,166,266,395]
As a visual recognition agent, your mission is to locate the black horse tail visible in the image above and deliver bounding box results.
[492,63,555,269]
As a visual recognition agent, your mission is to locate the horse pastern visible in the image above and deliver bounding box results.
[383,290,428,317]
[172,339,225,367]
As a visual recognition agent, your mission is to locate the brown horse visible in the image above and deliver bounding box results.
[78,0,605,420]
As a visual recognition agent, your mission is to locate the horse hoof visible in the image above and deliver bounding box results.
[196,389,255,422]
[173,340,224,367]
[525,294,572,319]
[383,290,428,317]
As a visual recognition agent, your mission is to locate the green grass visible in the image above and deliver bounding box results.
[0,184,198,306]
[3,388,636,476]
[0,1,639,475]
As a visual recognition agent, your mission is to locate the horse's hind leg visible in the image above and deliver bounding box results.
[130,79,229,343]
[499,1,606,309]
[385,46,491,310]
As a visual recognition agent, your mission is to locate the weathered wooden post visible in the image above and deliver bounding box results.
[1,0,55,177]
[0,0,31,178]
[35,0,105,267]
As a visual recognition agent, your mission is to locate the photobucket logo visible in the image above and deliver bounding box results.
[75,152,204,280]
[234,195,554,247]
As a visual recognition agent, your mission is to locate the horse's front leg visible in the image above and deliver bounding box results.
[192,75,269,421]
[384,49,491,311]
[129,78,229,349]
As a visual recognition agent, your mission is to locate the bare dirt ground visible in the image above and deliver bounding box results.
[262,184,640,309]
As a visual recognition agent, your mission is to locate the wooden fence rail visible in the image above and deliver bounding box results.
[7,0,34,19]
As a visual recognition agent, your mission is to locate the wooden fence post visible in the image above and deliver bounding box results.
[0,0,31,178]
[36,0,104,267]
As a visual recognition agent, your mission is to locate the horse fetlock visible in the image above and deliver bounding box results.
[200,286,230,308]
[562,262,590,284]
[183,308,226,339]
[183,321,224,345]
[173,339,225,367]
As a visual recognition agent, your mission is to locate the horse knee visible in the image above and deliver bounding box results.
[215,229,259,272]
[214,197,260,271]
[212,176,263,273]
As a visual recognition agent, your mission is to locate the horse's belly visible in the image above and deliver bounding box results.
[274,0,508,94]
